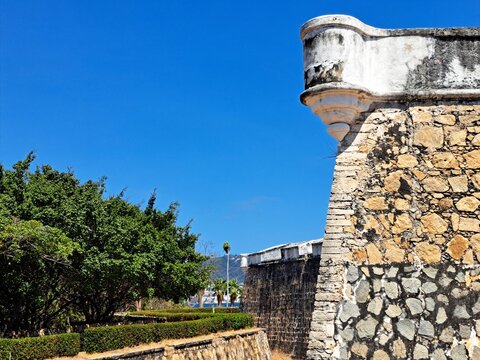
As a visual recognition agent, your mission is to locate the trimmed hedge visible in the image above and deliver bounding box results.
[82,313,254,353]
[127,311,212,322]
[132,307,240,314]
[0,333,80,360]
[196,307,240,313]
[0,310,252,359]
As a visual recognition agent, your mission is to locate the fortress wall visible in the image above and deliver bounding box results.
[308,101,480,359]
[298,15,480,360]
[240,15,480,360]
[241,243,321,359]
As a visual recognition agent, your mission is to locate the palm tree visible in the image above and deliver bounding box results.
[212,278,226,307]
[228,279,242,306]
[223,242,231,306]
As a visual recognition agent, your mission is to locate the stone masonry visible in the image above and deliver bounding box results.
[241,241,322,359]
[299,15,480,360]
[80,329,270,360]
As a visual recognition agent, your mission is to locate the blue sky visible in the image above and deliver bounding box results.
[1,1,479,255]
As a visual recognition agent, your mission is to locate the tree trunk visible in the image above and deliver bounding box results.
[198,288,205,308]
[135,298,142,311]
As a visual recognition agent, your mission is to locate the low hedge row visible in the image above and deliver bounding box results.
[127,311,212,322]
[82,313,254,353]
[0,312,253,359]
[0,333,80,360]
[133,307,240,314]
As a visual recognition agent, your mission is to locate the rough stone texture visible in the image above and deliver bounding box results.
[242,257,320,359]
[84,329,270,360]
[332,264,480,357]
[304,101,480,360]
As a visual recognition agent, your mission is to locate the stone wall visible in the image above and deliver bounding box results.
[307,101,480,359]
[86,329,270,360]
[241,242,321,359]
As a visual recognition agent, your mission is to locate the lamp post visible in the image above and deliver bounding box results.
[223,242,231,307]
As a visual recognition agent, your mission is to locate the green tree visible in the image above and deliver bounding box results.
[227,279,242,306]
[0,219,76,336]
[212,278,226,307]
[0,154,208,331]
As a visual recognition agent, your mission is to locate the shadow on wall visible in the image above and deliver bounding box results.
[241,244,321,360]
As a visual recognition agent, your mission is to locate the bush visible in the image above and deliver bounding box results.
[0,311,253,358]
[82,313,254,353]
[131,307,240,315]
[0,333,80,360]
[127,311,211,322]
[182,307,241,313]
[126,308,241,323]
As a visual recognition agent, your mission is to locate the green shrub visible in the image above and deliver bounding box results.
[0,311,253,358]
[127,311,212,322]
[82,313,254,353]
[130,307,240,316]
[172,307,241,313]
[140,307,240,313]
[0,333,80,360]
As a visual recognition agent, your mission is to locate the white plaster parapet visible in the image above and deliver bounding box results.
[241,239,323,268]
[300,15,480,141]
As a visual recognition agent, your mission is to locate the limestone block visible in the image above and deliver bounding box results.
[421,213,448,234]
[397,154,418,168]
[392,339,407,359]
[472,173,480,189]
[455,196,480,211]
[414,126,444,148]
[458,217,480,232]
[383,240,405,262]
[447,235,469,260]
[448,129,467,145]
[422,177,449,192]
[464,149,480,168]
[364,196,388,210]
[415,242,442,263]
[365,243,383,264]
[434,114,456,125]
[448,175,468,192]
[392,214,413,234]
[431,152,459,168]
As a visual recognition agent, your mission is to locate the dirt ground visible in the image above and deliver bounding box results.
[271,350,293,360]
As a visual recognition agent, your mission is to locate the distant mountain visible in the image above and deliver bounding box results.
[205,255,244,284]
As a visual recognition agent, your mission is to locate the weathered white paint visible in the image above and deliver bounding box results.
[445,58,480,88]
[260,249,282,263]
[244,239,323,265]
[301,15,480,140]
[240,254,249,269]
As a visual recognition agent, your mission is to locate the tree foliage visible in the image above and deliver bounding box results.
[227,279,242,305]
[0,153,209,336]
[222,242,230,254]
[0,219,75,336]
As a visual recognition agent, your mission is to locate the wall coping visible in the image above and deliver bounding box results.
[85,328,266,360]
[300,15,480,140]
[240,239,323,268]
